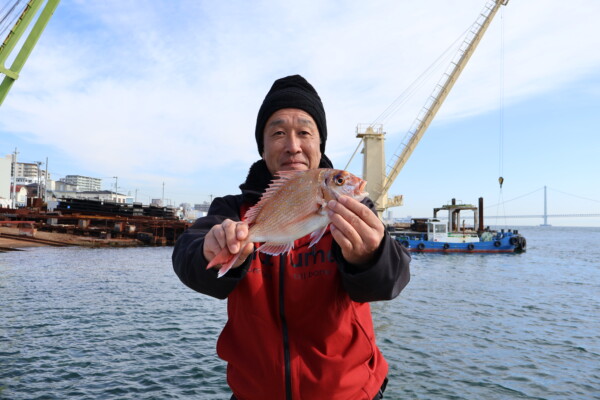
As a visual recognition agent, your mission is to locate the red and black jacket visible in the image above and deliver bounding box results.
[172,160,410,399]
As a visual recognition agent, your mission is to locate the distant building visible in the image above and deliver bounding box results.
[80,190,130,203]
[49,190,131,204]
[46,189,76,202]
[9,185,28,207]
[0,155,11,201]
[63,175,101,192]
[1,156,51,206]
[24,183,41,198]
[53,180,78,192]
[14,162,38,179]
[14,161,50,184]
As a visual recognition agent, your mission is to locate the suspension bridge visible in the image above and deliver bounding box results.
[485,213,600,219]
[484,186,600,225]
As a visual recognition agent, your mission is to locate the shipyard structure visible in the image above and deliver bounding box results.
[0,158,195,249]
[0,197,191,249]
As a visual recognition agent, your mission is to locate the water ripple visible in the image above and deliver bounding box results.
[2,228,600,399]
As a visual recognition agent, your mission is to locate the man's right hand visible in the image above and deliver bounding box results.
[203,219,254,269]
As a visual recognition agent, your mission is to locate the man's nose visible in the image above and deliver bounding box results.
[285,133,302,153]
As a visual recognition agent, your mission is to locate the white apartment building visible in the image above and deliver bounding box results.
[1,157,49,204]
[53,180,77,192]
[13,162,50,184]
[63,175,102,192]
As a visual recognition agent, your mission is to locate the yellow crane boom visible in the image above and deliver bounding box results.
[360,0,509,215]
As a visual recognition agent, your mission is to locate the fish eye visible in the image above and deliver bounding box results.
[335,175,345,186]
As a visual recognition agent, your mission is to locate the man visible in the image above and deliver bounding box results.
[172,75,411,400]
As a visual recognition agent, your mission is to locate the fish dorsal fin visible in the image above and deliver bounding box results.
[243,170,305,224]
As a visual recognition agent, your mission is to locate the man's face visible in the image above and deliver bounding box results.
[262,108,322,175]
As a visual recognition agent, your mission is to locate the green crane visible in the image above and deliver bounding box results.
[0,0,60,106]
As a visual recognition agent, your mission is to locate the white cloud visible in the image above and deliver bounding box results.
[2,0,599,206]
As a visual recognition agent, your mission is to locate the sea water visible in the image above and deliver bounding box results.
[1,226,599,399]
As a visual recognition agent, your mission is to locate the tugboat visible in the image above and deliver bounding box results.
[389,197,526,253]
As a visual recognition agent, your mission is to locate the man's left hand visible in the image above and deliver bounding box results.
[327,195,385,266]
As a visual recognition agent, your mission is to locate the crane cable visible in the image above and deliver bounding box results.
[495,7,507,227]
[345,24,474,171]
[0,0,25,43]
[371,38,462,128]
[487,187,544,209]
[498,6,505,187]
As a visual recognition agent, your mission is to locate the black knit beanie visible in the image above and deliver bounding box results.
[255,74,327,156]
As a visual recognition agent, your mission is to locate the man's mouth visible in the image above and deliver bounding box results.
[282,160,307,168]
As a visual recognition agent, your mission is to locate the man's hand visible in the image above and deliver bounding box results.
[203,219,254,269]
[327,195,384,266]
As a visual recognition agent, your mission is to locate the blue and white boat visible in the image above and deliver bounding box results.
[389,198,526,253]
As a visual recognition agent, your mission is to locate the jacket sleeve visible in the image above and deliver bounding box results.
[334,197,411,302]
[172,195,251,299]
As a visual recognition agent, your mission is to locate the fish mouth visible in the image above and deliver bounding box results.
[359,180,367,193]
[354,180,368,201]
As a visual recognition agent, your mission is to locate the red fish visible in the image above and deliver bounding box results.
[207,168,367,277]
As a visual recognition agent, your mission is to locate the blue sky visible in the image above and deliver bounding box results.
[1,0,599,226]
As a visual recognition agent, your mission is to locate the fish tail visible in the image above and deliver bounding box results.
[206,247,242,278]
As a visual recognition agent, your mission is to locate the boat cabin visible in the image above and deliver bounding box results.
[426,219,479,243]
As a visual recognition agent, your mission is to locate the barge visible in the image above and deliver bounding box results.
[389,197,526,253]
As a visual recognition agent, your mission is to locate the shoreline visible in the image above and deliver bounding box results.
[0,237,46,249]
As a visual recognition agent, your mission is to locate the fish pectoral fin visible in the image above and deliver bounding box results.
[309,225,329,248]
[317,201,328,215]
[257,242,294,255]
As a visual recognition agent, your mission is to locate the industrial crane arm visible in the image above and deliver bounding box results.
[377,0,508,209]
[0,0,60,106]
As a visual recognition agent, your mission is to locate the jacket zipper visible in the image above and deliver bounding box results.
[279,254,292,400]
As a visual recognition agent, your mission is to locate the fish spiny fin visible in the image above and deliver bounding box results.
[309,225,329,248]
[243,170,305,224]
[257,241,294,256]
